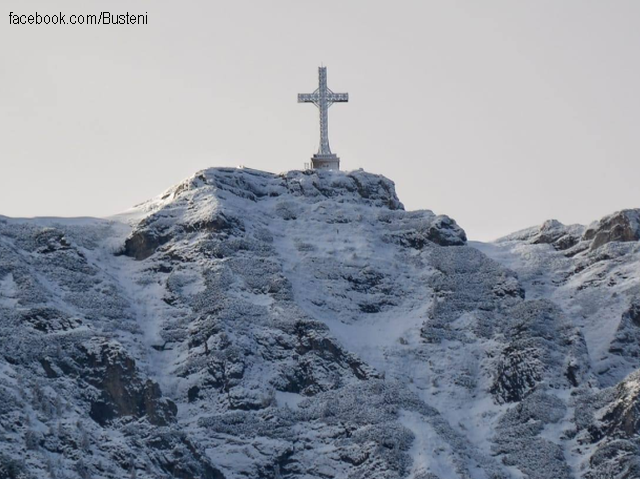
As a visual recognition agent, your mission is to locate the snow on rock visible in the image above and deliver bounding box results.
[478,208,640,478]
[1,168,639,479]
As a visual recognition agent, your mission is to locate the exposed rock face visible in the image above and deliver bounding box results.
[74,339,177,426]
[608,299,640,362]
[583,210,640,250]
[499,218,585,254]
[625,301,640,328]
[494,210,640,256]
[572,371,640,479]
[1,167,640,479]
[424,215,467,246]
[19,307,81,333]
[531,219,582,251]
[600,371,640,439]
[123,229,169,260]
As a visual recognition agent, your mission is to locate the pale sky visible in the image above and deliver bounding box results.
[2,0,639,240]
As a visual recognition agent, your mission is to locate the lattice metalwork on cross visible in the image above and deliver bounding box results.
[298,67,348,170]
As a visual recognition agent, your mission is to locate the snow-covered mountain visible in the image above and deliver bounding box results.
[1,167,639,479]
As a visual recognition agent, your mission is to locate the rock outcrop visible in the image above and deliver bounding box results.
[583,209,640,250]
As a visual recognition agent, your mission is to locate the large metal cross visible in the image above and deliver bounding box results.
[298,66,348,170]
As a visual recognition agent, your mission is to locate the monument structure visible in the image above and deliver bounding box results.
[298,67,349,170]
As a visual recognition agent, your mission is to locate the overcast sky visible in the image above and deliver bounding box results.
[2,0,640,240]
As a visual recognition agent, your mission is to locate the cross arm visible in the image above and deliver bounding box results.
[298,93,318,103]
[327,92,349,102]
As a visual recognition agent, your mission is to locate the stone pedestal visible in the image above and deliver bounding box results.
[311,154,340,170]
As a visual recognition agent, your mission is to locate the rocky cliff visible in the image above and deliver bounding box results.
[0,167,639,479]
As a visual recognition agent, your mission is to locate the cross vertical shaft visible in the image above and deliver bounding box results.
[298,66,349,170]
[318,67,331,156]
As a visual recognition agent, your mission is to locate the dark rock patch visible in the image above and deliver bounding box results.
[625,302,640,328]
[183,212,244,234]
[72,340,177,426]
[390,215,467,250]
[122,229,170,261]
[19,308,81,333]
[425,216,467,246]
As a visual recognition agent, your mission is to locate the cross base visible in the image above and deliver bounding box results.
[311,154,340,170]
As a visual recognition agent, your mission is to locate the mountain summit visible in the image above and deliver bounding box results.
[1,167,639,479]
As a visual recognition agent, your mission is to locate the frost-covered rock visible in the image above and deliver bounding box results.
[1,167,640,479]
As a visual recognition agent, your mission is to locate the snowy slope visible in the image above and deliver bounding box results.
[475,210,640,478]
[1,167,639,479]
